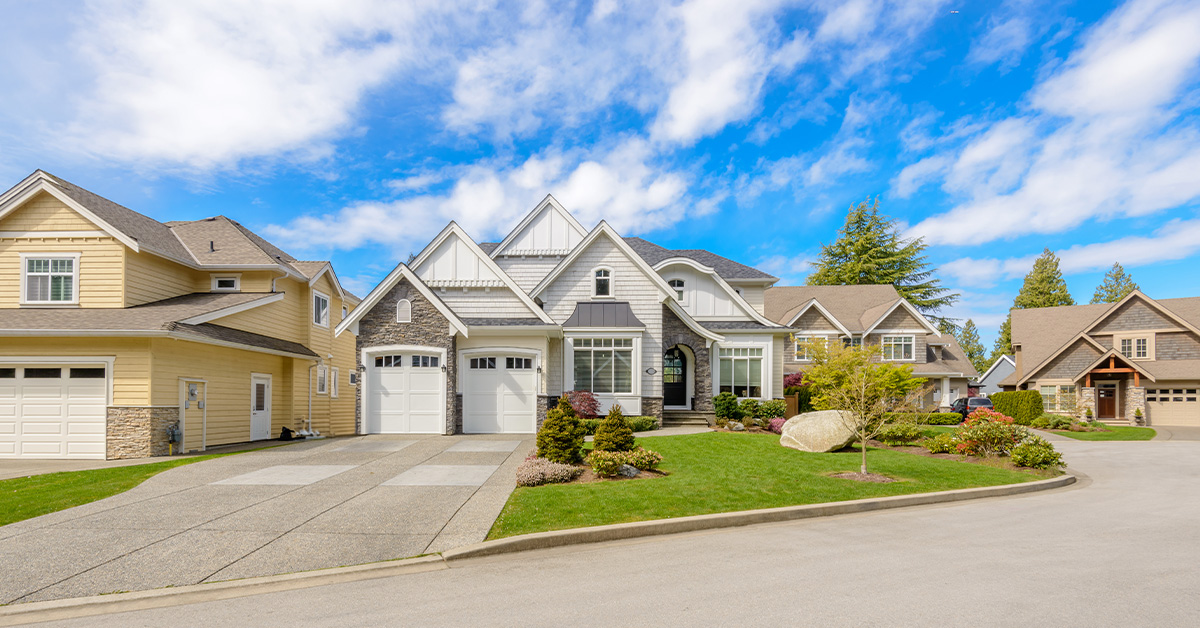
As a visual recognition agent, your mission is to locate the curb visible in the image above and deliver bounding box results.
[0,473,1074,626]
[442,473,1076,561]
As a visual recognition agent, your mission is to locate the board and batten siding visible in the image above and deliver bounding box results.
[539,235,666,399]
[658,262,752,320]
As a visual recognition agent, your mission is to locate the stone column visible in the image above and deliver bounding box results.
[1078,387,1096,421]
[1124,381,1146,425]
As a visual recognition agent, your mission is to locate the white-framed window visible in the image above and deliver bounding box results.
[1136,338,1148,359]
[470,357,497,370]
[719,347,763,398]
[881,335,915,361]
[317,365,328,395]
[210,274,240,292]
[592,268,612,298]
[572,337,634,393]
[1039,383,1077,412]
[331,367,339,398]
[506,357,533,370]
[349,371,358,385]
[341,304,348,320]
[396,299,412,323]
[313,291,330,328]
[21,253,80,304]
[668,278,685,302]
[374,354,402,367]
[793,336,828,361]
[411,355,440,368]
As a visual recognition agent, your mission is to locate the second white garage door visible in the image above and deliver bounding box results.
[1146,385,1200,426]
[0,364,108,459]
[462,356,537,434]
[366,353,446,434]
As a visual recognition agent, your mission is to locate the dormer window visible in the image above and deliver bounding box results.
[668,279,685,301]
[593,268,612,298]
[22,254,79,305]
[211,275,240,292]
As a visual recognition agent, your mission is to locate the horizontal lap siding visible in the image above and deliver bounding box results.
[0,337,151,405]
[2,192,98,231]
[495,257,561,292]
[1155,332,1200,360]
[792,309,839,331]
[739,287,766,316]
[124,250,204,306]
[436,287,536,318]
[878,307,924,330]
[0,237,125,307]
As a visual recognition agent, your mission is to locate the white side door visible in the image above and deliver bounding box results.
[251,374,272,440]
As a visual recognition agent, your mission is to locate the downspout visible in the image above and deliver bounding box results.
[307,359,321,436]
[270,268,288,293]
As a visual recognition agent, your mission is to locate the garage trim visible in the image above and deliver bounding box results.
[0,356,114,406]
[458,346,542,434]
[359,344,449,435]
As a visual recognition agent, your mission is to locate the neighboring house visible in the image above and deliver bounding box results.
[0,171,360,460]
[764,285,978,409]
[974,355,1015,397]
[337,195,789,434]
[1000,291,1200,426]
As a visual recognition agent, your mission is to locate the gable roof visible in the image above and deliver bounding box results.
[783,299,853,336]
[624,237,776,282]
[976,354,1015,383]
[651,255,781,327]
[491,194,589,258]
[765,285,904,333]
[1070,349,1156,384]
[911,334,979,378]
[334,263,469,338]
[862,298,941,335]
[530,222,677,302]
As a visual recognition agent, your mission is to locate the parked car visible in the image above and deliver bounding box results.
[950,397,993,419]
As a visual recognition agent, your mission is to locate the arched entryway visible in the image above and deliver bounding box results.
[663,345,694,409]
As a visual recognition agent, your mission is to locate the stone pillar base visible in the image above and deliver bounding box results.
[1079,387,1097,421]
[640,397,664,424]
[106,406,180,459]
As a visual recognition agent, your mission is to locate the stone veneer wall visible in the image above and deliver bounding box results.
[641,397,664,422]
[106,406,179,459]
[354,278,458,434]
[536,395,549,430]
[1124,382,1146,425]
[1078,387,1096,420]
[661,304,713,411]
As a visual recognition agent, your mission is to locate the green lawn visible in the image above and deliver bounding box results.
[0,447,274,527]
[489,431,1043,539]
[1053,426,1156,441]
[920,425,959,438]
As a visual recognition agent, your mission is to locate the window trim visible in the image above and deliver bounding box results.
[667,277,686,304]
[1037,380,1077,413]
[792,335,829,362]
[331,367,339,398]
[316,364,328,395]
[880,334,916,362]
[396,298,412,323]
[717,345,766,399]
[565,334,639,396]
[210,274,241,292]
[592,266,614,299]
[1114,333,1154,361]
[312,290,331,328]
[20,252,81,306]
[341,304,348,321]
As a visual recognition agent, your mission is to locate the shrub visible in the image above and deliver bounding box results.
[784,386,804,396]
[515,457,584,487]
[593,404,635,452]
[768,417,787,434]
[713,392,743,421]
[1011,436,1065,469]
[623,446,663,470]
[783,372,806,388]
[536,398,585,464]
[586,446,663,476]
[757,399,787,419]
[1046,415,1073,430]
[1030,417,1050,429]
[793,386,814,413]
[738,398,761,420]
[885,412,961,425]
[923,433,956,454]
[564,390,600,419]
[877,421,923,445]
[990,390,1044,425]
[954,409,1025,456]
[626,416,659,432]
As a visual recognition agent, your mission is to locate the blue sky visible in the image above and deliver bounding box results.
[3,0,1200,347]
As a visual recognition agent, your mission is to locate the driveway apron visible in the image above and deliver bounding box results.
[0,435,533,604]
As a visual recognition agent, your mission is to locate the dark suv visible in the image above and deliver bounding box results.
[950,397,993,419]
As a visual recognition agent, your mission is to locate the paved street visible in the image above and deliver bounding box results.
[35,438,1200,627]
[0,434,532,604]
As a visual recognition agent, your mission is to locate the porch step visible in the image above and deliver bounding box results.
[662,410,714,427]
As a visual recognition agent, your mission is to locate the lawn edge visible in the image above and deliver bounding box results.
[446,473,1076,561]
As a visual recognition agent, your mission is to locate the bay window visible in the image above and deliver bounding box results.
[719,347,763,398]
[572,337,634,394]
[881,335,914,361]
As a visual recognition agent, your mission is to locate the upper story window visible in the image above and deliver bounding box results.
[341,304,348,320]
[668,279,685,301]
[842,336,862,348]
[1117,335,1152,360]
[793,336,828,362]
[313,291,330,328]
[593,268,612,298]
[316,365,328,395]
[396,299,412,323]
[22,254,79,305]
[211,275,240,292]
[881,335,915,361]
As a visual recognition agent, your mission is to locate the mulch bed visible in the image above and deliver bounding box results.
[828,471,896,483]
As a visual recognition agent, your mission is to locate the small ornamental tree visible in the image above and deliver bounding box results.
[594,403,635,452]
[536,398,585,464]
[800,338,929,474]
[565,390,600,419]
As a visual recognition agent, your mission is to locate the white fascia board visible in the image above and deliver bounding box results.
[0,327,318,361]
[863,299,940,336]
[666,299,724,345]
[562,326,646,334]
[531,222,675,301]
[978,354,1015,382]
[334,263,469,338]
[490,194,588,259]
[179,293,286,325]
[654,257,778,327]
[0,178,140,252]
[305,262,356,304]
[785,299,853,337]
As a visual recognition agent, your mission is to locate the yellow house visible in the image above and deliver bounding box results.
[0,171,360,459]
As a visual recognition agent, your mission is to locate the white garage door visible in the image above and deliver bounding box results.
[0,365,108,459]
[1146,385,1200,426]
[463,356,537,434]
[366,353,445,434]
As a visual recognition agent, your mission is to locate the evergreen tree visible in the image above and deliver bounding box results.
[1090,263,1139,304]
[807,198,957,315]
[956,319,988,375]
[990,249,1075,361]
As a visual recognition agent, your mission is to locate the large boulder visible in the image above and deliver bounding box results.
[779,410,857,453]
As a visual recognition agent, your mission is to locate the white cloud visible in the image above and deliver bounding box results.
[892,154,951,198]
[66,0,457,170]
[755,253,811,284]
[908,0,1200,246]
[968,15,1033,70]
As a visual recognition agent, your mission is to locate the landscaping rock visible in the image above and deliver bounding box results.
[779,410,857,453]
[618,464,640,478]
[730,422,746,431]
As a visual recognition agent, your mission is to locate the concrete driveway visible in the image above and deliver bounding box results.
[0,434,532,604]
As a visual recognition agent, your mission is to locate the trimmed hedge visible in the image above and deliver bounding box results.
[885,412,962,425]
[579,416,658,435]
[990,390,1044,425]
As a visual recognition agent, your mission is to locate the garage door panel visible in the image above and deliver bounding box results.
[1146,383,1200,426]
[0,422,14,434]
[0,362,108,459]
[463,358,536,434]
[367,353,445,434]
[21,442,64,456]
[0,443,13,454]
[68,421,106,435]
[22,404,66,418]
[67,442,105,456]
[22,421,65,435]
[20,386,65,399]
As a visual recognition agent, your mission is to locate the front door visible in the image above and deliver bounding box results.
[663,347,687,408]
[251,374,272,440]
[1097,385,1117,419]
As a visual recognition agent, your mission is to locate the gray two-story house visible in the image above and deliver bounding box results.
[1000,291,1200,426]
[764,285,978,409]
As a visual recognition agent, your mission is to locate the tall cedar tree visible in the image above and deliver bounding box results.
[991,249,1075,362]
[807,199,957,316]
[957,319,989,375]
[1091,263,1139,304]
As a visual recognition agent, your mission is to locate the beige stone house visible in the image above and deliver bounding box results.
[764,284,978,408]
[1000,291,1200,426]
[0,171,359,459]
